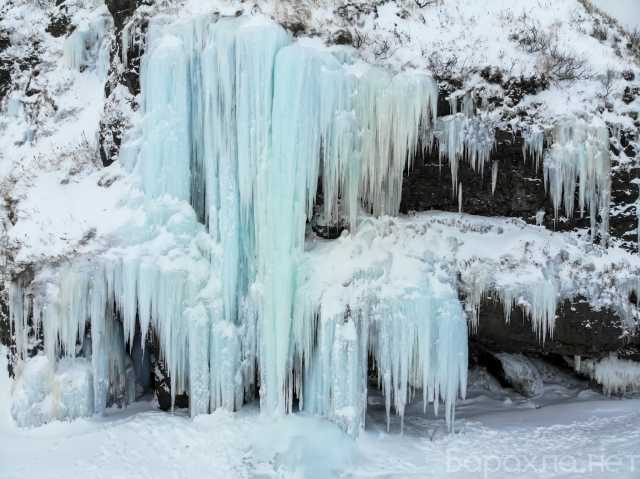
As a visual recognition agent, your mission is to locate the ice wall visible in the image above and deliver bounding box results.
[133,15,449,421]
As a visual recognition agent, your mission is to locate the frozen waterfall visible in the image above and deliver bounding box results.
[9,13,518,434]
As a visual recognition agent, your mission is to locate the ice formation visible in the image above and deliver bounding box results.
[575,354,640,395]
[593,356,640,395]
[7,12,620,435]
[10,355,94,427]
[494,353,544,397]
[523,117,611,242]
[522,126,545,170]
[437,92,496,195]
[63,13,111,78]
[9,14,474,433]
[544,117,611,242]
[296,228,469,432]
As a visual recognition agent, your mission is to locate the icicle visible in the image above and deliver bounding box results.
[63,15,111,75]
[9,279,29,361]
[437,114,495,195]
[458,184,463,213]
[293,218,471,434]
[496,278,558,343]
[491,161,498,195]
[578,354,640,396]
[63,28,89,70]
[543,116,610,243]
[522,126,545,169]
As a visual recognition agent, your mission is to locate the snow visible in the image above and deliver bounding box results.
[1,396,640,478]
[0,346,12,429]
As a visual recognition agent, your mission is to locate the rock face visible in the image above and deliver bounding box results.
[400,120,640,360]
[471,297,640,358]
[151,349,189,411]
[402,128,640,245]
[0,30,11,104]
[105,0,138,32]
[100,0,149,167]
[401,129,547,222]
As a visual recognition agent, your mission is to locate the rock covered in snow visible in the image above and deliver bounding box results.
[490,353,544,397]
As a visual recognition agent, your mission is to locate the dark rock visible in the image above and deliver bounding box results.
[471,296,640,358]
[503,75,549,105]
[0,31,11,103]
[281,20,306,37]
[609,164,640,247]
[332,29,353,46]
[437,87,453,116]
[623,86,638,105]
[401,128,637,245]
[150,347,189,411]
[46,13,71,38]
[100,1,150,166]
[105,0,138,32]
[401,129,549,222]
[0,292,9,352]
[480,66,504,85]
[99,114,126,168]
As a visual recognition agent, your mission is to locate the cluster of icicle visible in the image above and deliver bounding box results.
[523,117,611,242]
[573,354,640,396]
[437,92,497,206]
[463,269,558,343]
[10,14,476,434]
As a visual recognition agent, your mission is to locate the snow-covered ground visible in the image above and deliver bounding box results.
[2,395,640,478]
[2,348,639,479]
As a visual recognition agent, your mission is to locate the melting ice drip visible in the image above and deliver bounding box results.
[11,15,472,432]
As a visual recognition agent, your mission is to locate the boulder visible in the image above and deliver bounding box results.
[482,351,544,397]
